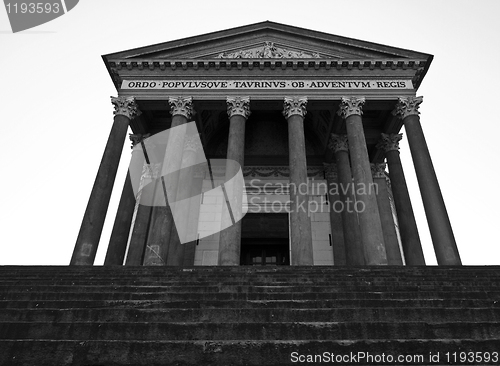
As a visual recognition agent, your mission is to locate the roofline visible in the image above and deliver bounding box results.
[102,21,432,61]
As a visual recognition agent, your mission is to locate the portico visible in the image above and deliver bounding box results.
[71,21,460,266]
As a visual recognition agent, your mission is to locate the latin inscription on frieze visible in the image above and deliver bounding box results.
[121,79,413,90]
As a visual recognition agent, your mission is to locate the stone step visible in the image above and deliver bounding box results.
[0,286,500,301]
[2,283,499,293]
[0,267,497,275]
[1,266,499,365]
[2,290,500,303]
[1,338,499,366]
[0,267,499,279]
[1,265,498,272]
[2,278,499,288]
[11,274,471,280]
[2,298,498,310]
[2,321,500,341]
[1,307,499,323]
[1,271,498,279]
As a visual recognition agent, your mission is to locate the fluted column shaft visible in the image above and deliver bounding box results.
[283,97,313,265]
[394,97,461,265]
[378,133,425,265]
[371,163,403,265]
[328,135,364,265]
[338,97,387,265]
[219,97,250,265]
[144,97,193,266]
[71,96,139,266]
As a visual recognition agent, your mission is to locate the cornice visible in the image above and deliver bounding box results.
[109,58,428,72]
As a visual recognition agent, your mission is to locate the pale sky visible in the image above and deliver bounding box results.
[0,0,499,265]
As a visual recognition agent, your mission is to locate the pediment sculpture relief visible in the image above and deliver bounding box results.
[217,41,322,59]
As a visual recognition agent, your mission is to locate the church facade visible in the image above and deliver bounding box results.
[71,21,461,267]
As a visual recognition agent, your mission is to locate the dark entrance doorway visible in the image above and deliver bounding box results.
[240,213,289,266]
[240,238,289,265]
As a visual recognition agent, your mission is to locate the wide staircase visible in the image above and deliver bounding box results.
[0,266,499,365]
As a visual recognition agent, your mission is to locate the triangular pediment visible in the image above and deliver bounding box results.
[103,21,432,62]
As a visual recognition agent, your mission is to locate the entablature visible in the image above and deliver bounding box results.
[107,58,428,93]
[104,21,433,95]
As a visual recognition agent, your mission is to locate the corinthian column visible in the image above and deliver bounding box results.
[393,97,461,265]
[219,97,250,265]
[338,97,387,265]
[283,97,313,265]
[370,163,403,265]
[328,135,364,265]
[144,96,194,266]
[71,96,139,266]
[377,133,425,265]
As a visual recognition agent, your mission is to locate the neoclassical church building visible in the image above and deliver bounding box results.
[71,21,461,268]
[7,22,500,366]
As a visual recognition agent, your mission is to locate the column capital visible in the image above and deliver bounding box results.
[377,133,403,152]
[328,134,349,153]
[111,96,140,119]
[337,96,365,119]
[168,96,194,119]
[392,96,423,119]
[283,96,307,119]
[226,96,251,119]
[371,163,387,179]
[323,162,338,180]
